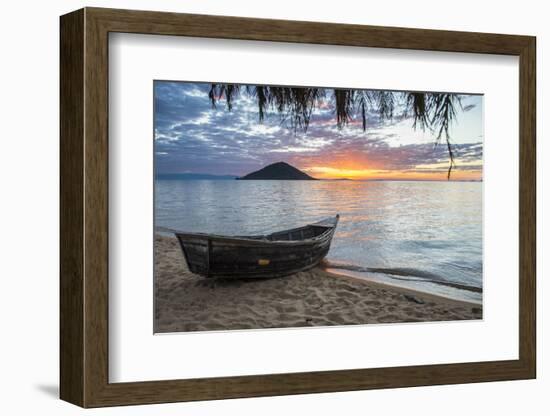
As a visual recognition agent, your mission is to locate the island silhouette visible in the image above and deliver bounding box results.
[238,161,317,180]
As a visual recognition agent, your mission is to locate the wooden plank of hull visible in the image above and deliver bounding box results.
[175,215,338,279]
[209,238,333,278]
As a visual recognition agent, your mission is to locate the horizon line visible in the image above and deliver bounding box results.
[155,173,482,182]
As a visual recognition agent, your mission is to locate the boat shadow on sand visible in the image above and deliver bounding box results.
[191,274,298,288]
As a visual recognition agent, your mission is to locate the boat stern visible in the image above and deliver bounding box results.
[175,233,211,277]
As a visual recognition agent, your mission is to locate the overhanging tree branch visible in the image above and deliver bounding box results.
[207,84,462,178]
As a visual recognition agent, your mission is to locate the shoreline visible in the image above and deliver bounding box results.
[320,267,481,309]
[155,234,482,333]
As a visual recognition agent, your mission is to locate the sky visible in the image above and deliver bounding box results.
[154,81,483,181]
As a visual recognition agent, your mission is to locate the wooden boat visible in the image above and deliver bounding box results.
[174,215,339,279]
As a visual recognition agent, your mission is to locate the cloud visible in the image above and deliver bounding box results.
[154,81,483,177]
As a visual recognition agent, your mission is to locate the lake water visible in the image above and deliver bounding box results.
[155,180,483,304]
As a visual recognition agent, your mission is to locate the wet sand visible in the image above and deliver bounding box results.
[155,235,482,333]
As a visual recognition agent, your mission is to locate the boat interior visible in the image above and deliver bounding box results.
[267,224,331,241]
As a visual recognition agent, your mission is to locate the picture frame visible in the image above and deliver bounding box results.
[60,7,536,408]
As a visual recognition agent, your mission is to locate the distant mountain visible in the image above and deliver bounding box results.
[238,162,317,180]
[156,173,237,180]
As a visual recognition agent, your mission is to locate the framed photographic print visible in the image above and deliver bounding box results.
[60,7,536,407]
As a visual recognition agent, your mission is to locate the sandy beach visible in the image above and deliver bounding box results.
[155,234,482,333]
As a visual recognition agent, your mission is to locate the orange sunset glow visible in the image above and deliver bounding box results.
[302,166,481,181]
[288,152,483,181]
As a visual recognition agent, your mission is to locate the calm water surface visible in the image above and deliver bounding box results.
[155,180,482,303]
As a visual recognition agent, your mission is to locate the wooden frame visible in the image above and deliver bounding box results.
[60,7,536,408]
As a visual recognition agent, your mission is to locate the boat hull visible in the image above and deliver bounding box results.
[175,216,338,279]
